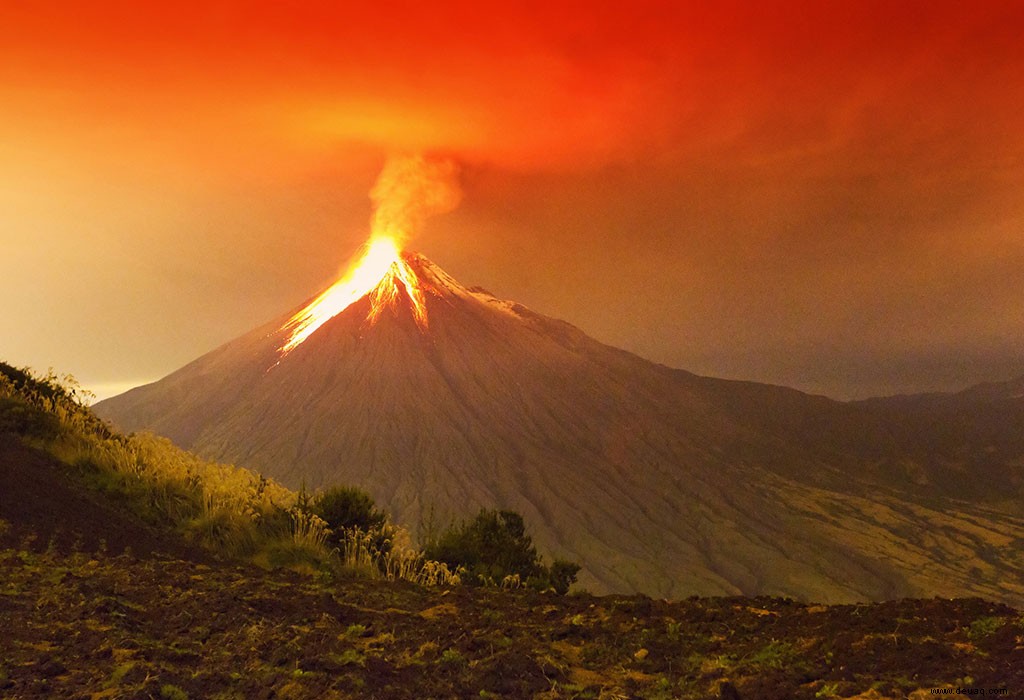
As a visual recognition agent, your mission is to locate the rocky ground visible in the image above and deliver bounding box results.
[1,540,1021,699]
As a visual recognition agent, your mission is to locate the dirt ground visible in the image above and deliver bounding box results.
[1,544,1021,699]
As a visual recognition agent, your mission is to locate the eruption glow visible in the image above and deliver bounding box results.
[278,154,459,354]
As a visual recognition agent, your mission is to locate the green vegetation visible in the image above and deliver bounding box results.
[0,363,577,593]
[0,365,79,440]
[439,648,466,667]
[1,362,324,568]
[426,510,539,584]
[548,558,583,595]
[159,684,189,700]
[816,682,841,698]
[745,639,799,670]
[424,509,579,592]
[313,485,387,535]
[0,363,434,581]
[967,615,1004,641]
[308,485,400,573]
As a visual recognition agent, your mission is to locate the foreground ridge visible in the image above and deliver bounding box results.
[0,543,1019,699]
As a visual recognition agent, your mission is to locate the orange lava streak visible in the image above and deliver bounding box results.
[367,252,428,328]
[279,237,427,354]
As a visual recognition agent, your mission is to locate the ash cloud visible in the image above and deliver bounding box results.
[370,154,462,245]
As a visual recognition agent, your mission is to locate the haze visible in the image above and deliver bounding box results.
[2,1,1022,400]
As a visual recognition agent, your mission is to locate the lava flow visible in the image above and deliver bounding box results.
[278,154,460,355]
[279,237,427,354]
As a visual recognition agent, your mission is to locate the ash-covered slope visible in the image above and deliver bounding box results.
[96,254,1024,603]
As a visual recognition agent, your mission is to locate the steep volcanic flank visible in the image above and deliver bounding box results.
[96,253,1024,603]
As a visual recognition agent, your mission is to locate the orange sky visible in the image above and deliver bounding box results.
[3,0,1023,399]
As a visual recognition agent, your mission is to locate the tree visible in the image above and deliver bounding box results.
[424,509,579,593]
[312,486,390,552]
[547,559,582,595]
[313,486,386,532]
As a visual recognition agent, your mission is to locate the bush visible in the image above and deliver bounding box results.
[547,559,582,595]
[312,485,394,562]
[425,509,579,592]
[425,510,540,584]
[313,486,386,533]
[0,363,309,566]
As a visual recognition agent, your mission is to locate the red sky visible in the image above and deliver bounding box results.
[3,0,1023,399]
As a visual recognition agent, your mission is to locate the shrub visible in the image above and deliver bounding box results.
[425,509,540,585]
[425,509,579,592]
[186,508,258,555]
[547,558,582,595]
[313,486,386,534]
[0,363,74,405]
[312,485,394,558]
[0,363,108,440]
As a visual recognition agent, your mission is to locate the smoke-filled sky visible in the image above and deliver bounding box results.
[3,0,1023,400]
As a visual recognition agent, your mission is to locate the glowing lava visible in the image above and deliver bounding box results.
[279,237,427,354]
[278,154,460,355]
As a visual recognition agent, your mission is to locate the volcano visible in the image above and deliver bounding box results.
[95,252,1024,603]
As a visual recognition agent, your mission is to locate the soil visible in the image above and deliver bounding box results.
[1,546,1022,699]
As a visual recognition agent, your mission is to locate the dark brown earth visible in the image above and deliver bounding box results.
[1,546,1022,699]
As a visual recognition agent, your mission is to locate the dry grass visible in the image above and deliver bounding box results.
[0,365,459,587]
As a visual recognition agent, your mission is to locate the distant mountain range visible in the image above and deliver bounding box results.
[95,253,1024,604]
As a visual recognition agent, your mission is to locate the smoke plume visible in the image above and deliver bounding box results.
[369,154,462,246]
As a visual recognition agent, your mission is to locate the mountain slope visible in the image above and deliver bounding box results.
[95,254,1024,603]
[691,373,1024,508]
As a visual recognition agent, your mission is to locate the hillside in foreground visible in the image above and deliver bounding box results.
[2,538,1021,699]
[2,363,1022,697]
